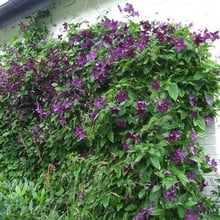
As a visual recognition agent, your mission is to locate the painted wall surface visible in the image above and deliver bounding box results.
[0,0,219,193]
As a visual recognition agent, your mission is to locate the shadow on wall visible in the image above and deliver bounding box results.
[52,0,114,20]
[48,0,121,38]
[0,0,115,43]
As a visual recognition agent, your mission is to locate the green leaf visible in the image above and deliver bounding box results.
[125,204,136,211]
[180,111,188,120]
[163,177,174,189]
[177,206,185,219]
[189,156,202,163]
[177,173,189,186]
[116,203,123,211]
[2,131,11,137]
[156,115,172,125]
[193,116,206,131]
[152,208,163,216]
[168,83,179,101]
[141,116,158,131]
[155,171,164,178]
[150,157,161,169]
[194,72,205,80]
[178,88,185,97]
[138,189,146,199]
[152,185,161,193]
[102,196,110,208]
[185,199,197,207]
[134,154,144,163]
[209,215,220,220]
[107,131,114,143]
[55,187,65,196]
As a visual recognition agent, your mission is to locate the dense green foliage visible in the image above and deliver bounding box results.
[0,3,219,219]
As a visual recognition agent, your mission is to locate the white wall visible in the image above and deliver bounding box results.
[0,0,219,192]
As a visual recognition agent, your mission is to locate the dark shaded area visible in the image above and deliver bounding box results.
[0,0,58,28]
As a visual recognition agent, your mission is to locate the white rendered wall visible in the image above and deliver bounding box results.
[0,0,219,192]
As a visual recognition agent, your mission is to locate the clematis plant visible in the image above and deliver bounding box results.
[0,2,219,219]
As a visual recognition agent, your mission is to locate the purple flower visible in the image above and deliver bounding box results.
[173,181,180,187]
[151,81,161,90]
[197,202,204,212]
[87,50,97,61]
[134,209,145,220]
[92,59,108,82]
[80,29,93,38]
[94,97,106,109]
[75,126,86,139]
[205,155,210,163]
[19,22,27,32]
[125,131,140,143]
[186,171,196,180]
[110,106,121,114]
[193,29,220,45]
[51,103,62,114]
[188,143,194,148]
[189,111,198,118]
[115,89,128,103]
[166,130,181,142]
[198,178,207,191]
[172,37,186,52]
[122,142,130,151]
[136,100,147,109]
[157,98,172,112]
[205,96,212,105]
[193,32,206,46]
[123,3,139,17]
[63,22,68,31]
[184,209,196,220]
[76,54,86,66]
[85,101,92,109]
[164,170,172,175]
[145,182,154,189]
[189,93,194,100]
[204,116,213,126]
[135,35,150,51]
[164,187,177,202]
[189,93,195,107]
[35,101,47,117]
[77,193,84,200]
[146,203,153,219]
[69,34,80,44]
[88,111,98,124]
[60,116,67,127]
[123,3,134,13]
[72,77,83,89]
[51,100,71,115]
[58,34,63,40]
[124,165,133,174]
[190,130,197,141]
[134,203,153,220]
[116,120,126,128]
[101,18,119,31]
[81,39,94,49]
[211,158,218,172]
[171,148,187,164]
[83,151,89,159]
[63,100,71,109]
[136,100,147,116]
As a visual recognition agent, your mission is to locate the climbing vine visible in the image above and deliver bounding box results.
[0,3,219,219]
